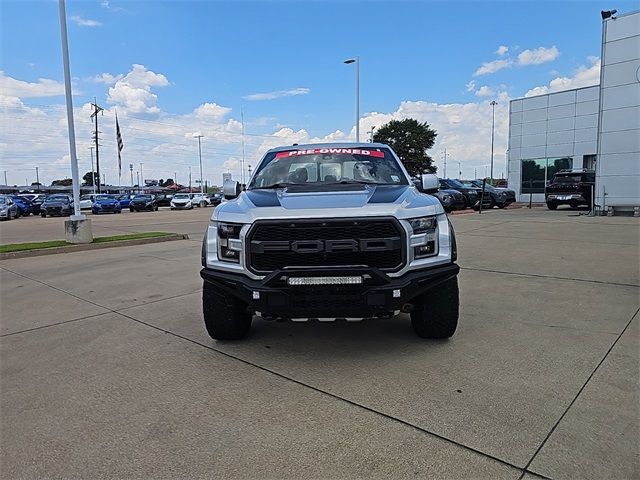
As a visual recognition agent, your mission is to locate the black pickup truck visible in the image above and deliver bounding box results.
[545,169,595,210]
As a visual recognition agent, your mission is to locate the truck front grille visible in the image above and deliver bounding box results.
[247,218,405,274]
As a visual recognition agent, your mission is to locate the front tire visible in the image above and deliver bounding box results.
[41,213,46,218]
[547,202,558,210]
[410,277,459,339]
[203,281,252,340]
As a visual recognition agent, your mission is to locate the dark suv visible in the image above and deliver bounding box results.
[439,179,478,209]
[545,169,595,210]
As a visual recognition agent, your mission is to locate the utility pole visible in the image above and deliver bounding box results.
[136,171,140,192]
[90,98,104,193]
[174,171,177,185]
[129,163,134,189]
[3,170,7,185]
[139,162,144,193]
[490,100,497,183]
[195,134,204,194]
[474,167,477,179]
[35,166,40,191]
[189,166,192,191]
[457,162,462,178]
[89,146,96,194]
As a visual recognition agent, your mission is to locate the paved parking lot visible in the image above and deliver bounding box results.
[1,208,638,479]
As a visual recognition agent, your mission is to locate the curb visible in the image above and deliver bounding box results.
[0,233,190,261]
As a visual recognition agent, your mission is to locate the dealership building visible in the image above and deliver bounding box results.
[507,9,639,213]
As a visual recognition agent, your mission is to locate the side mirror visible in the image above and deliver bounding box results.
[223,179,241,200]
[421,174,439,194]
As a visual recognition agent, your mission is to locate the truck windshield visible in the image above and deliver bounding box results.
[248,147,408,189]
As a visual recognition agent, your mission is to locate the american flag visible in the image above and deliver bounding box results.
[116,113,123,174]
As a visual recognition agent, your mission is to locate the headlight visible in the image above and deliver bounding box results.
[409,216,437,234]
[216,221,243,263]
[409,216,438,259]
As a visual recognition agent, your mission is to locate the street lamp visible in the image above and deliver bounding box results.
[490,100,497,183]
[344,56,360,142]
[194,133,204,194]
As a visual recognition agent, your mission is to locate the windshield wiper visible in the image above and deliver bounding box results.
[327,180,378,185]
[251,182,293,190]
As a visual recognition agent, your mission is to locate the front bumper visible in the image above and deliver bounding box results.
[546,193,587,205]
[201,263,459,319]
[171,203,192,209]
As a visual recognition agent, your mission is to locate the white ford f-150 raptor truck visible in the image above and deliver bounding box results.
[201,143,459,340]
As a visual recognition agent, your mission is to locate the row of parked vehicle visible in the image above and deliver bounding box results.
[0,192,224,220]
[415,178,516,213]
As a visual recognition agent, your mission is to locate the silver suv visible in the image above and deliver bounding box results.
[201,143,459,340]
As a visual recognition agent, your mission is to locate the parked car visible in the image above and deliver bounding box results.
[209,193,223,206]
[155,194,173,207]
[545,169,595,210]
[438,179,480,209]
[40,194,74,217]
[18,194,45,214]
[91,194,122,214]
[116,194,135,208]
[79,194,98,210]
[0,195,19,220]
[192,193,211,207]
[130,194,158,212]
[170,193,195,210]
[456,181,494,210]
[11,195,34,216]
[468,181,515,209]
[433,189,466,213]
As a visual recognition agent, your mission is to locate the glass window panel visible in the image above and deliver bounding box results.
[521,159,546,193]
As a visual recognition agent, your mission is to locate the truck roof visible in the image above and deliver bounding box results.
[265,142,390,154]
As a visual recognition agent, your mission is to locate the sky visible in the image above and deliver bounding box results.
[1,0,636,186]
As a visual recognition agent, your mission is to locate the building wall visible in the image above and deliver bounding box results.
[507,86,600,202]
[596,10,640,209]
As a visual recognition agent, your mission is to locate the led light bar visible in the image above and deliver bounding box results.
[287,276,363,286]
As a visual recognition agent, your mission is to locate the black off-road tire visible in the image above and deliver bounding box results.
[41,213,46,218]
[547,202,558,210]
[410,277,459,339]
[203,281,252,340]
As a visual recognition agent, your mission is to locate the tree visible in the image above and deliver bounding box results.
[373,118,437,177]
[51,178,73,186]
[161,178,175,187]
[82,171,99,186]
[31,182,42,186]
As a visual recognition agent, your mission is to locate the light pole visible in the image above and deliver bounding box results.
[490,100,497,183]
[194,134,204,194]
[344,56,360,142]
[457,161,462,178]
[189,166,192,192]
[129,163,134,188]
[139,162,144,193]
[58,0,83,221]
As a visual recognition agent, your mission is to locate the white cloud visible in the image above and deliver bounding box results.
[107,64,169,114]
[0,71,65,97]
[70,15,102,27]
[466,80,476,92]
[89,73,124,85]
[474,59,512,76]
[517,46,559,66]
[475,86,495,97]
[243,87,310,101]
[496,46,509,56]
[193,102,231,119]
[524,57,600,97]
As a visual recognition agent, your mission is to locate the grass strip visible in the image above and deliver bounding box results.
[0,232,173,253]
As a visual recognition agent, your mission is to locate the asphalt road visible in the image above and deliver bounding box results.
[1,207,638,479]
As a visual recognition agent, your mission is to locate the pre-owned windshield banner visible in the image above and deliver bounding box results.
[275,148,385,159]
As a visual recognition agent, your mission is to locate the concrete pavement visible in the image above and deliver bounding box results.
[1,208,638,479]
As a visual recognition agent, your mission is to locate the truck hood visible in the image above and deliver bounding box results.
[214,185,444,223]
